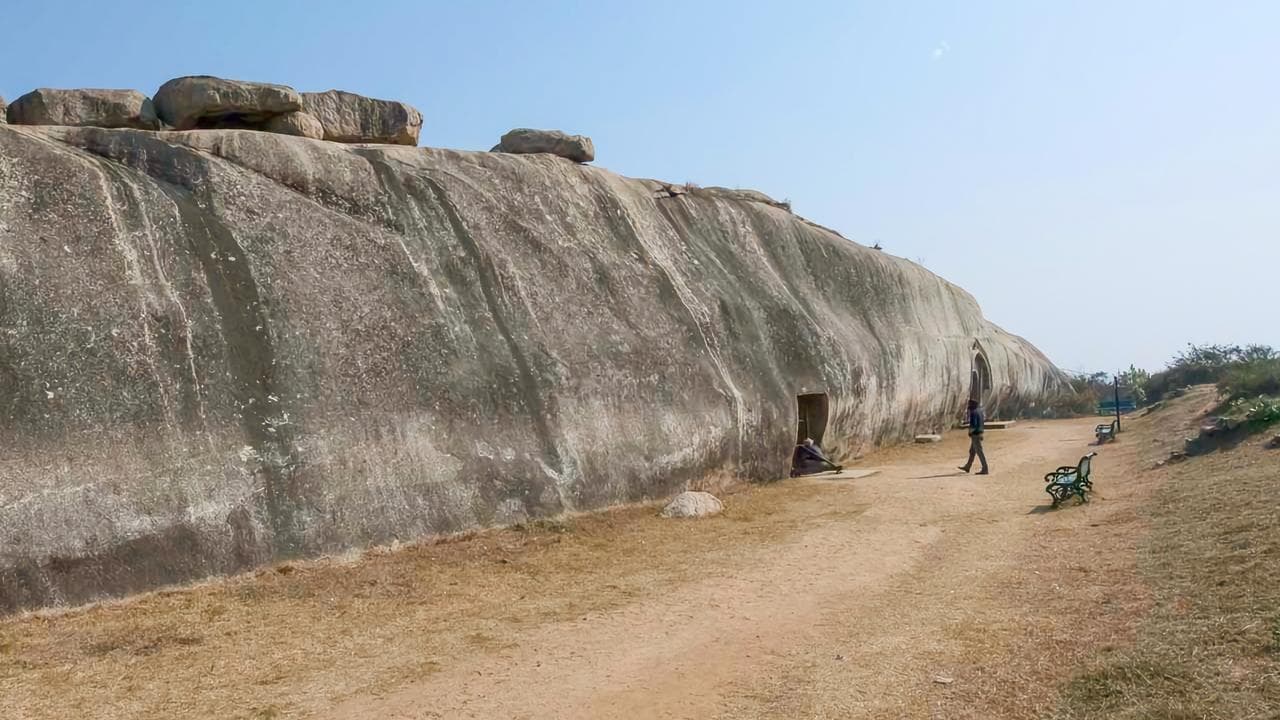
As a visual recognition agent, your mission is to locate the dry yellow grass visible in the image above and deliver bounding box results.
[0,476,862,719]
[1054,391,1280,718]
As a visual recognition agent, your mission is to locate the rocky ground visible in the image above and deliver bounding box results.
[2,386,1275,719]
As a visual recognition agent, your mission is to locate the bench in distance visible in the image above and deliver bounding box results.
[1044,452,1097,508]
[1095,418,1119,443]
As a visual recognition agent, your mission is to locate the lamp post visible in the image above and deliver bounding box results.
[1114,374,1122,432]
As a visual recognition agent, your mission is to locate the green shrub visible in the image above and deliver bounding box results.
[1147,344,1278,403]
[1220,395,1280,427]
[1218,358,1280,402]
[1036,389,1096,418]
[1034,372,1110,418]
[1243,396,1280,425]
[1117,365,1151,405]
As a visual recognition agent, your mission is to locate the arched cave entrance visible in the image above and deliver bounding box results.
[969,352,992,404]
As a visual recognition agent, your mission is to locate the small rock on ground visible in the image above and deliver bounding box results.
[661,491,723,519]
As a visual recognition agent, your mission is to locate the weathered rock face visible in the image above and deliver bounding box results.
[695,186,792,212]
[5,88,161,130]
[302,90,422,145]
[494,128,594,162]
[153,76,302,130]
[0,125,1066,612]
[263,111,325,140]
[0,97,6,124]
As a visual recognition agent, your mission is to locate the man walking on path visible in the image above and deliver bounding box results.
[959,399,990,475]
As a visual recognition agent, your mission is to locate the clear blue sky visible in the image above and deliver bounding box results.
[3,1,1276,374]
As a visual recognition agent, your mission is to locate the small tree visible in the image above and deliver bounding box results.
[1117,365,1151,405]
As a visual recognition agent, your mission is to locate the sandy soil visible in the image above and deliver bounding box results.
[1,410,1171,720]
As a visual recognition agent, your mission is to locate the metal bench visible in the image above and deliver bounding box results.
[1044,452,1097,508]
[1095,418,1119,443]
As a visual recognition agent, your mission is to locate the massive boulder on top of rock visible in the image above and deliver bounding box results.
[302,90,422,145]
[153,76,302,130]
[0,124,1066,612]
[5,88,161,130]
[493,128,594,162]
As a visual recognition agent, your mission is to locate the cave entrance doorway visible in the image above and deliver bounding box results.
[796,393,830,446]
[970,353,992,404]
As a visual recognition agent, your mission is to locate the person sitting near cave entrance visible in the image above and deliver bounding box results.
[791,437,843,476]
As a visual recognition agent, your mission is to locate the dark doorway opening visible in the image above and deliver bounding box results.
[791,392,841,477]
[970,354,992,404]
[796,393,829,446]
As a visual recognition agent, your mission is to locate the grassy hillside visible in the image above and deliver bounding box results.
[1056,390,1280,718]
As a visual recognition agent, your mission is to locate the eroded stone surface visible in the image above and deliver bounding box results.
[494,128,594,162]
[0,125,1066,611]
[263,111,325,140]
[5,88,160,130]
[695,186,791,211]
[302,90,421,145]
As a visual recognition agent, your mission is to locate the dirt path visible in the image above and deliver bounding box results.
[323,417,1115,720]
[3,414,1154,720]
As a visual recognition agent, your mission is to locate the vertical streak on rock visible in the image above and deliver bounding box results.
[617,189,746,471]
[419,177,571,504]
[92,162,178,429]
[354,151,570,511]
[154,181,304,555]
[124,176,209,429]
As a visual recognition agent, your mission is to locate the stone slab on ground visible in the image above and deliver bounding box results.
[806,469,880,483]
[985,420,1016,430]
[914,434,942,443]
